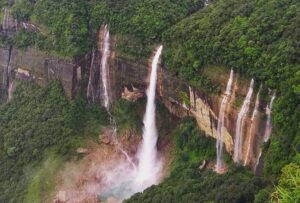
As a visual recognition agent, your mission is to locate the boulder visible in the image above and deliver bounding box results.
[76,148,89,154]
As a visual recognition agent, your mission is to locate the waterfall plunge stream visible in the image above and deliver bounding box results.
[216,70,234,173]
[136,45,163,188]
[234,79,254,163]
[263,93,276,142]
[92,44,163,201]
[100,25,112,110]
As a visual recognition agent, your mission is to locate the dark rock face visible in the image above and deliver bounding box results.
[115,57,148,96]
[0,47,78,99]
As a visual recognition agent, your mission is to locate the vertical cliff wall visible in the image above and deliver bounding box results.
[0,47,80,100]
[110,56,269,169]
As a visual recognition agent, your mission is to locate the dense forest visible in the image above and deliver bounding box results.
[7,0,207,57]
[0,82,108,202]
[0,0,299,202]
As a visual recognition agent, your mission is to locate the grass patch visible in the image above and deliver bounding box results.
[24,150,64,203]
[234,94,244,108]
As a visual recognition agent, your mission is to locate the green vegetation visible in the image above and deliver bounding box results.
[112,98,177,138]
[8,0,206,58]
[271,162,300,203]
[126,118,261,203]
[24,151,63,203]
[91,0,206,59]
[0,81,108,202]
[11,0,90,57]
[112,99,143,133]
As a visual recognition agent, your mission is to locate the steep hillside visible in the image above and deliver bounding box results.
[162,0,300,178]
[0,0,299,203]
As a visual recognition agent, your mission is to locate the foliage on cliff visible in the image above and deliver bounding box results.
[0,81,108,202]
[126,119,261,203]
[9,0,206,58]
[270,162,300,203]
[91,0,206,58]
[11,0,91,57]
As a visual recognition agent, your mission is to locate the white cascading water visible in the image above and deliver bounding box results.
[233,79,254,163]
[100,25,111,110]
[204,0,210,6]
[135,45,163,189]
[3,8,8,31]
[254,150,262,173]
[7,80,14,101]
[263,93,276,142]
[244,86,261,166]
[215,69,234,173]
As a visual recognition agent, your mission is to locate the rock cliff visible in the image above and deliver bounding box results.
[0,27,269,170]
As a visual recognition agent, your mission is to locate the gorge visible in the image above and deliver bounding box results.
[0,0,299,203]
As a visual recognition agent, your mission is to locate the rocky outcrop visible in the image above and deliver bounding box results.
[121,86,144,102]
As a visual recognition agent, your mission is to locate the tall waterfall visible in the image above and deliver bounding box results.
[99,25,137,175]
[244,86,261,166]
[100,25,111,110]
[3,8,9,31]
[263,93,276,142]
[216,69,234,173]
[234,79,254,163]
[136,45,163,189]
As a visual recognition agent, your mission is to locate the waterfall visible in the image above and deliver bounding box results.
[233,79,254,163]
[136,45,163,189]
[263,93,276,142]
[254,150,262,173]
[244,86,261,166]
[7,80,14,101]
[87,24,112,107]
[3,8,8,31]
[99,25,111,110]
[99,26,136,170]
[204,0,210,6]
[215,69,234,173]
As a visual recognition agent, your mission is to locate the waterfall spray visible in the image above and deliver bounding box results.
[244,86,261,166]
[100,25,111,110]
[263,93,276,142]
[216,69,234,173]
[136,45,163,188]
[234,79,254,163]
